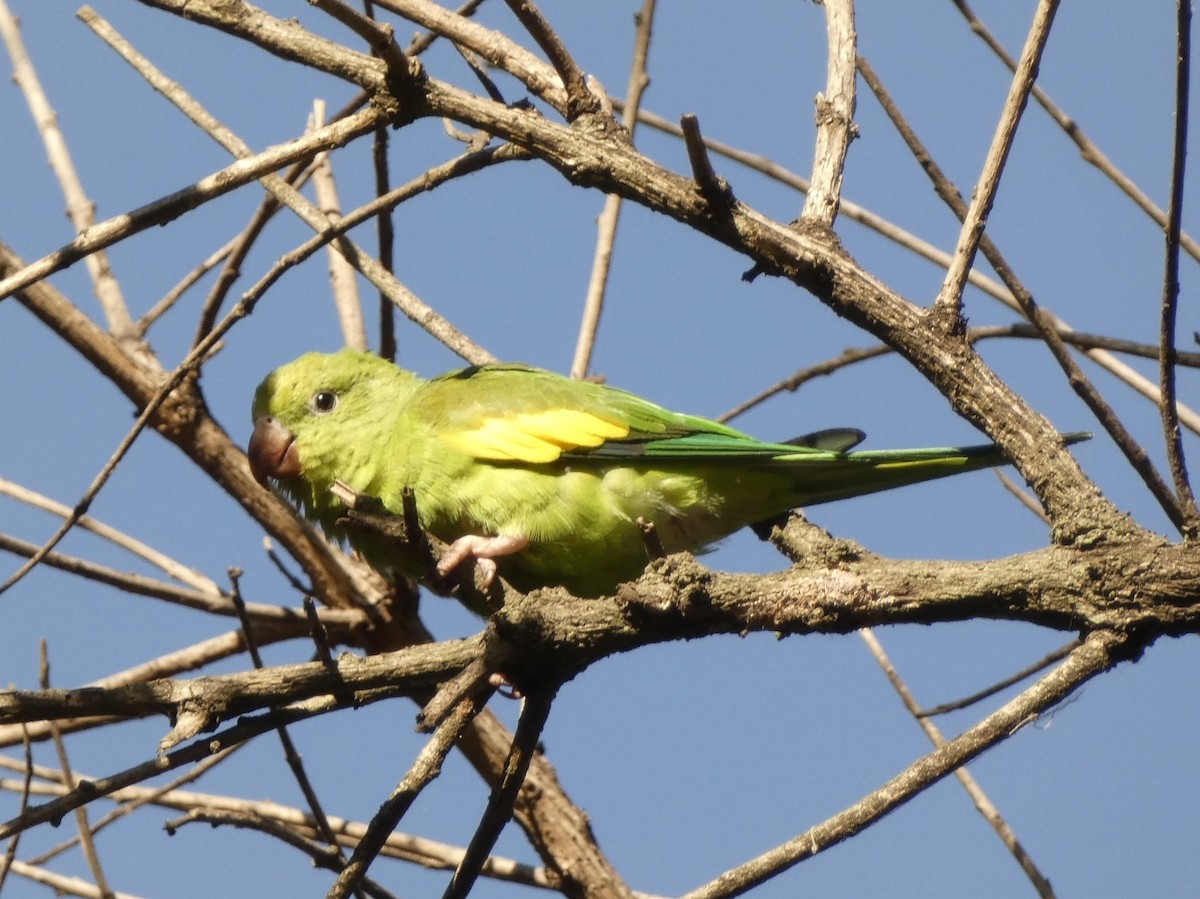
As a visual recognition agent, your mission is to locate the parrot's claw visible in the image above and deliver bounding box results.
[437,534,529,587]
[488,671,524,699]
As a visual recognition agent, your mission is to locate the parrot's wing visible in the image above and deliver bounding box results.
[419,364,840,465]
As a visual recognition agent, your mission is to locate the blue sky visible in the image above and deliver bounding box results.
[1,1,1198,896]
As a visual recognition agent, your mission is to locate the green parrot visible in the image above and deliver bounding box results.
[248,349,1084,598]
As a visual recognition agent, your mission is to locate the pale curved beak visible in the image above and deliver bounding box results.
[248,416,301,485]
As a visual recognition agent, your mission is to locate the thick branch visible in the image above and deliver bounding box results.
[0,638,478,745]
[6,526,1195,744]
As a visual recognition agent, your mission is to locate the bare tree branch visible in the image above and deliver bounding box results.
[934,0,1059,319]
[950,0,1200,265]
[502,0,603,122]
[444,687,556,899]
[310,101,369,352]
[40,644,115,899]
[859,630,1057,898]
[801,0,856,225]
[857,54,1185,530]
[682,630,1125,898]
[625,101,1200,433]
[0,1,142,357]
[1158,0,1199,534]
[330,684,493,898]
[570,0,657,380]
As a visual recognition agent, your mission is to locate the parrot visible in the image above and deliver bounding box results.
[248,349,1086,599]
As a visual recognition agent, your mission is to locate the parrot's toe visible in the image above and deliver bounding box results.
[437,534,529,586]
[488,671,524,699]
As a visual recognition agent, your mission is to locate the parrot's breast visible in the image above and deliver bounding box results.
[410,459,745,596]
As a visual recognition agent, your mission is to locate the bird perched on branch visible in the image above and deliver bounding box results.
[249,349,1084,599]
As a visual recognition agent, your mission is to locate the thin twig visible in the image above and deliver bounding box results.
[919,641,1080,718]
[191,103,360,346]
[716,344,892,423]
[0,366,206,598]
[310,101,369,351]
[1158,0,1198,536]
[859,629,1056,898]
[0,680,435,842]
[228,145,528,364]
[443,687,555,899]
[0,635,264,750]
[23,746,240,866]
[168,808,400,899]
[228,570,358,896]
[0,1,142,357]
[367,1,398,363]
[312,0,411,75]
[950,0,1200,265]
[994,469,1051,523]
[0,767,559,890]
[682,630,1126,898]
[265,537,317,595]
[0,534,227,611]
[0,532,363,637]
[0,476,222,595]
[0,725,33,890]
[571,0,657,379]
[452,40,509,104]
[403,0,489,58]
[305,596,339,670]
[329,686,493,898]
[137,235,234,336]
[0,860,139,899]
[370,0,568,116]
[717,323,1200,424]
[859,55,1189,530]
[0,108,385,303]
[40,643,115,899]
[934,0,1059,318]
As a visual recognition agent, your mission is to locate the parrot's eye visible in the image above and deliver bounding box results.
[310,391,339,414]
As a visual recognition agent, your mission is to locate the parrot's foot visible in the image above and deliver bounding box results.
[437,534,529,587]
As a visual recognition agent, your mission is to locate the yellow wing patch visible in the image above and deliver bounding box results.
[446,410,630,463]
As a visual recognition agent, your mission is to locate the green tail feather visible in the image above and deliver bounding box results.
[787,431,1090,507]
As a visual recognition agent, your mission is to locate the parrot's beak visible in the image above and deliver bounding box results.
[248,416,301,485]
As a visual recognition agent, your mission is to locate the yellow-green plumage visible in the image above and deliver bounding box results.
[249,349,1081,598]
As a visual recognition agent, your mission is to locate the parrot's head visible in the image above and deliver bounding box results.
[248,349,416,496]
